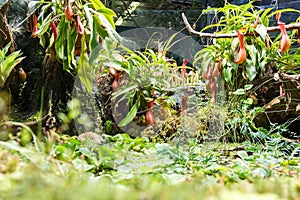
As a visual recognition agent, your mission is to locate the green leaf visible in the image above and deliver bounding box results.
[0,48,25,86]
[103,60,123,71]
[244,84,253,91]
[163,31,182,53]
[93,18,109,38]
[38,3,52,20]
[90,9,121,42]
[55,18,68,60]
[66,28,77,69]
[91,0,105,10]
[259,60,267,73]
[2,42,11,55]
[245,60,257,81]
[73,158,95,171]
[232,88,246,95]
[244,97,253,105]
[98,145,114,158]
[255,24,267,40]
[261,7,273,21]
[28,0,41,9]
[78,34,92,93]
[36,13,51,36]
[89,44,101,67]
[0,141,42,167]
[223,66,232,83]
[237,151,248,160]
[111,84,138,100]
[268,8,300,18]
[39,35,46,48]
[118,97,140,127]
[84,6,100,51]
[97,7,116,17]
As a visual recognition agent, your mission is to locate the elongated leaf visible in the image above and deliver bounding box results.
[55,18,68,60]
[232,88,246,95]
[244,84,253,91]
[99,12,116,29]
[89,44,101,67]
[84,6,99,51]
[103,60,123,71]
[147,49,158,64]
[2,42,11,55]
[97,7,116,17]
[200,23,226,33]
[261,7,273,20]
[91,0,105,10]
[93,15,109,38]
[268,8,300,18]
[111,84,138,100]
[1,49,25,85]
[66,27,77,69]
[36,12,52,38]
[163,31,180,52]
[118,97,140,127]
[91,9,121,42]
[1,57,25,82]
[135,51,149,64]
[28,0,41,9]
[246,44,257,65]
[0,141,37,160]
[246,60,257,81]
[223,66,233,83]
[78,58,92,93]
[38,3,52,20]
[78,34,92,93]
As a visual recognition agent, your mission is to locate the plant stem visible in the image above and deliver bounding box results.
[182,13,300,38]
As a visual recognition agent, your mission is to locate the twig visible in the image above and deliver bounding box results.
[121,0,140,27]
[15,4,42,29]
[182,13,300,38]
[280,73,300,81]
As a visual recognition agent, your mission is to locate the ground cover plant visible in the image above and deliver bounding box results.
[0,0,300,199]
[0,132,299,199]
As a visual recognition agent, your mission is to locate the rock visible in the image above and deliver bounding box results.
[78,132,105,144]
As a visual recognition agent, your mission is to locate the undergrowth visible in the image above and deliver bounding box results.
[0,129,299,200]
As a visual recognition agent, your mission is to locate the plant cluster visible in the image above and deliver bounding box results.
[0,42,25,87]
[196,3,299,89]
[1,1,300,199]
[29,0,120,92]
[110,43,183,128]
[192,2,300,137]
[0,131,299,199]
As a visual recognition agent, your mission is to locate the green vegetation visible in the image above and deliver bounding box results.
[0,133,299,200]
[0,0,299,199]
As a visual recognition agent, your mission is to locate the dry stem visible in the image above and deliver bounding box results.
[182,13,300,38]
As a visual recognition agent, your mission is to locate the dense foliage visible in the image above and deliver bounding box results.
[0,132,299,200]
[0,1,299,199]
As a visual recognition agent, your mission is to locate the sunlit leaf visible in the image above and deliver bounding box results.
[78,34,92,93]
[0,43,25,86]
[84,6,100,51]
[232,88,246,95]
[91,0,105,10]
[244,84,253,90]
[118,97,140,127]
[255,24,267,40]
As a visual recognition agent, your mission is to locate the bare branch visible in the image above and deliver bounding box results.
[280,73,300,81]
[182,13,300,38]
